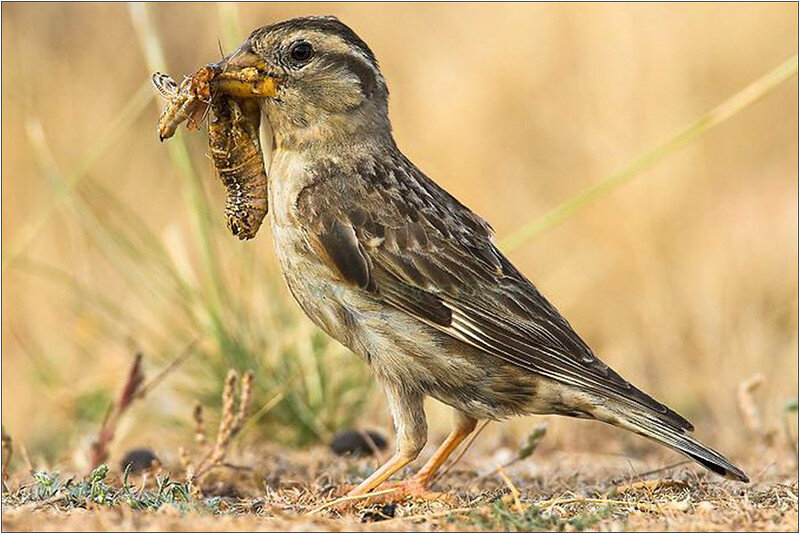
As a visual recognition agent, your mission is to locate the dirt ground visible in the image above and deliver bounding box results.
[3,445,797,532]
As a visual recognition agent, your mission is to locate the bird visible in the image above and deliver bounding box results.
[203,15,749,498]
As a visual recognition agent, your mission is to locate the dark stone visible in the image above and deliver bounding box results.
[361,503,397,522]
[119,448,158,474]
[329,429,388,457]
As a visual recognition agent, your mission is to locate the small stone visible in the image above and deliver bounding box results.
[120,448,159,474]
[361,503,397,522]
[329,430,388,457]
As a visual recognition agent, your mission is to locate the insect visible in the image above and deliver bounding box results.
[152,66,216,141]
[207,97,268,240]
[152,67,269,240]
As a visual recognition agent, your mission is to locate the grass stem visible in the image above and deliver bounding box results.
[307,488,399,515]
[217,2,243,53]
[128,1,230,338]
[500,54,798,252]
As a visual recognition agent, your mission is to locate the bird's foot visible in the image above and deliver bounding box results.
[328,477,449,514]
[378,477,446,502]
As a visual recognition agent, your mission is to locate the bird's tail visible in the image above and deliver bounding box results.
[600,402,749,482]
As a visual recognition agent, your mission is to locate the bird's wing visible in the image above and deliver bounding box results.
[298,156,692,431]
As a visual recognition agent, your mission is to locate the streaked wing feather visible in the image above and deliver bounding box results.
[313,213,372,290]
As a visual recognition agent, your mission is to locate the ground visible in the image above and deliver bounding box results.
[2,446,797,532]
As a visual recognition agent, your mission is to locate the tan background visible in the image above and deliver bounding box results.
[2,3,796,473]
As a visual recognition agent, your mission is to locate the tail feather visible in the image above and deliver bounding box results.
[605,404,749,482]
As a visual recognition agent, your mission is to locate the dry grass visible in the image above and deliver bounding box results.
[1,2,797,531]
[181,368,254,485]
[1,443,797,531]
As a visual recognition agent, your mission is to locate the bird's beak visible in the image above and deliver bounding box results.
[211,45,278,99]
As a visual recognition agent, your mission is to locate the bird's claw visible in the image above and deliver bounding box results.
[327,478,450,514]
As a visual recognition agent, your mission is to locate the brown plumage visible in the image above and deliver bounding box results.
[154,15,748,499]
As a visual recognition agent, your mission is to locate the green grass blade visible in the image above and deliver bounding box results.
[500,54,798,253]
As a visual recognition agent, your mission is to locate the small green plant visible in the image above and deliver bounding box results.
[8,465,215,514]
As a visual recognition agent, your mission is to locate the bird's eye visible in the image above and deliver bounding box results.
[289,41,314,64]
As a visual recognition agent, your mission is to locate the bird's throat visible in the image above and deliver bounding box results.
[258,103,275,175]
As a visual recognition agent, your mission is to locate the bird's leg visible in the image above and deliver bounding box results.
[344,386,426,499]
[387,410,477,497]
[344,452,414,500]
[408,411,477,488]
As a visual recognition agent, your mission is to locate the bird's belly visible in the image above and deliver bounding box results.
[268,219,416,360]
[269,219,351,342]
[268,215,446,371]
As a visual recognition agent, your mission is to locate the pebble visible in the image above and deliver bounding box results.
[329,430,388,457]
[119,448,159,474]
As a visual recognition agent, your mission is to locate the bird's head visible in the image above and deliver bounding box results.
[215,16,391,147]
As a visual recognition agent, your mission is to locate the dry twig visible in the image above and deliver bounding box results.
[193,403,207,447]
[615,479,688,495]
[497,465,523,513]
[88,342,197,470]
[306,487,399,515]
[89,353,144,469]
[135,340,197,400]
[357,430,386,461]
[610,459,692,485]
[536,495,667,514]
[182,369,255,487]
[431,420,490,485]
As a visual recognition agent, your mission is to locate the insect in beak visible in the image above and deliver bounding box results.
[211,45,279,99]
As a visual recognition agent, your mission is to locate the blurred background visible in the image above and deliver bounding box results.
[2,3,797,476]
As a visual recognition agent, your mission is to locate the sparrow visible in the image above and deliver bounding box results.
[183,15,748,498]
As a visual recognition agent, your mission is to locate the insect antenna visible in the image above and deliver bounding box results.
[197,98,214,126]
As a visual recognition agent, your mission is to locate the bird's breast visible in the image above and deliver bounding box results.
[265,149,357,347]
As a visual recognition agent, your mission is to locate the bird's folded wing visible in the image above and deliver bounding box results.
[298,160,692,432]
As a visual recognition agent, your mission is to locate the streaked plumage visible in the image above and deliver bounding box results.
[286,143,744,481]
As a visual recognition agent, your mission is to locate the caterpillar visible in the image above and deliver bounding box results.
[207,97,268,240]
[152,68,268,240]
